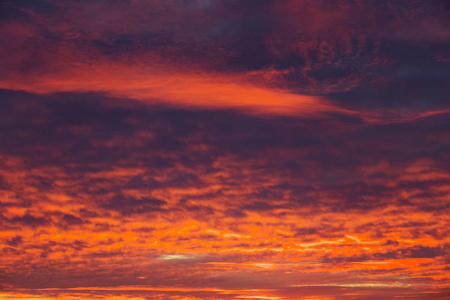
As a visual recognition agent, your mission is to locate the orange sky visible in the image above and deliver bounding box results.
[0,0,449,299]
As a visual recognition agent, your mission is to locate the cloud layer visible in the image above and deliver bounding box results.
[1,0,449,299]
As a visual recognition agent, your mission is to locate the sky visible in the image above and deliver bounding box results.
[0,0,449,299]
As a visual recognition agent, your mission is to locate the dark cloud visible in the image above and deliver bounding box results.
[60,214,88,227]
[241,201,276,211]
[224,209,247,218]
[101,194,167,216]
[9,213,49,227]
[401,245,448,259]
[322,245,447,264]
[6,235,23,247]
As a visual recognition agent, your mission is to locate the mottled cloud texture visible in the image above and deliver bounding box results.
[1,1,449,299]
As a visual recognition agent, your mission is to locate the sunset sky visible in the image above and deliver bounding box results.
[1,1,449,299]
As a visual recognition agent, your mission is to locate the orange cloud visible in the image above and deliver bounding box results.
[0,60,345,117]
